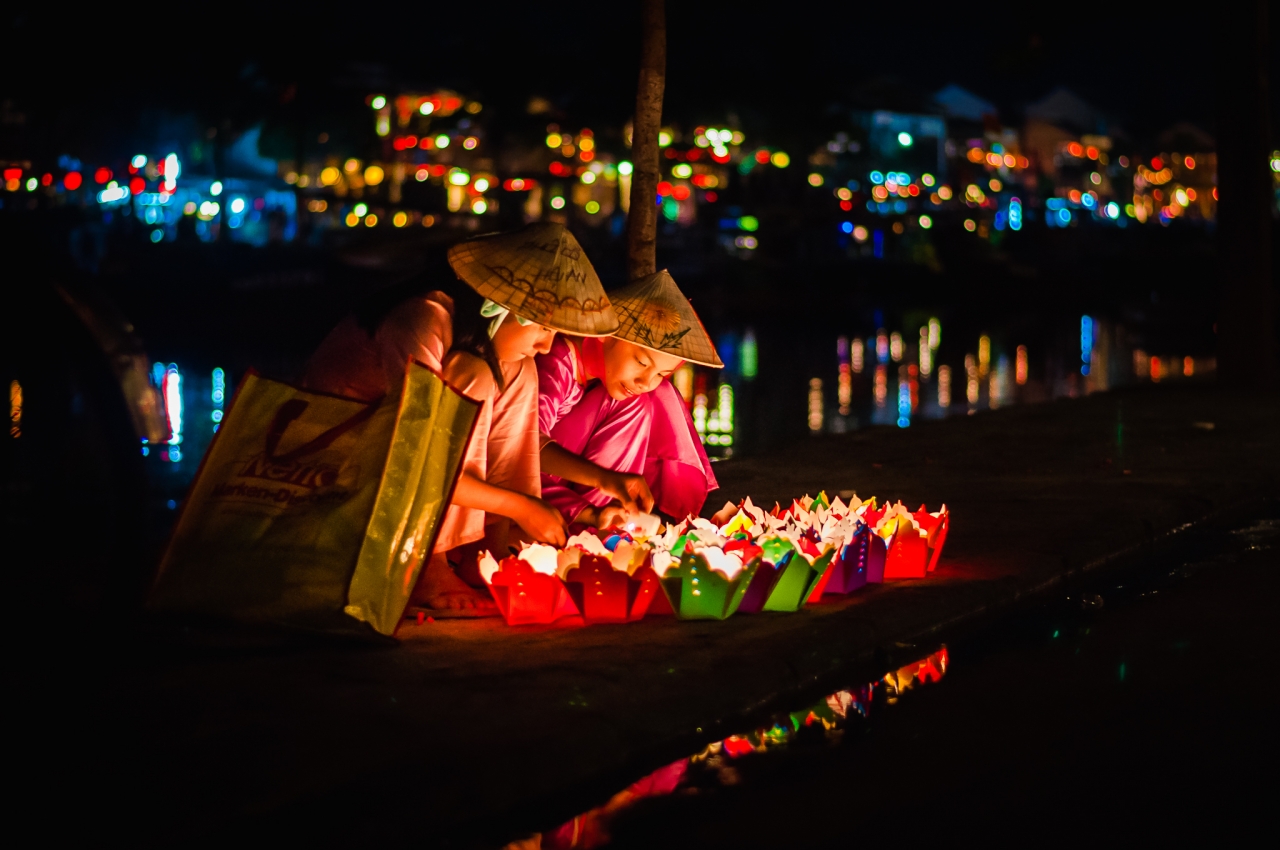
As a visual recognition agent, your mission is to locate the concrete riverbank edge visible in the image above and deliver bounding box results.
[91,381,1278,841]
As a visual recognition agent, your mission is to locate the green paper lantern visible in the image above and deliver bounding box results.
[658,550,760,620]
[762,547,837,612]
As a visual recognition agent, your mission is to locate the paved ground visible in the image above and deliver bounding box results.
[32,381,1279,843]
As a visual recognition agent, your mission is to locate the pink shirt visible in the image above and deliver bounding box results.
[537,336,598,441]
[432,353,541,554]
[536,336,717,522]
[302,291,453,401]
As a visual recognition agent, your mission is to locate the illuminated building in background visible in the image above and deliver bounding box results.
[808,378,824,433]
[1131,150,1217,224]
[851,338,865,374]
[873,365,888,409]
[876,330,890,363]
[937,365,952,408]
[928,317,941,350]
[1015,345,1028,385]
[977,335,991,378]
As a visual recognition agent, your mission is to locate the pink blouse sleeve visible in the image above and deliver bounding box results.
[535,336,581,440]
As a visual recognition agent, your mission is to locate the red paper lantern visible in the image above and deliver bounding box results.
[882,526,929,579]
[563,554,663,623]
[912,505,950,572]
[484,556,578,626]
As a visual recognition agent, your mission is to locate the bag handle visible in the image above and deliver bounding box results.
[264,397,382,464]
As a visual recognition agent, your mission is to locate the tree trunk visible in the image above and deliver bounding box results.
[625,0,666,280]
[1215,0,1276,385]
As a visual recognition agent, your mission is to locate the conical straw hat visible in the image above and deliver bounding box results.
[607,270,723,367]
[447,222,618,336]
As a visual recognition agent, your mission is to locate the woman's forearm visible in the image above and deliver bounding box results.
[451,472,529,519]
[539,441,607,489]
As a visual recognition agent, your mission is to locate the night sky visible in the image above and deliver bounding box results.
[5,2,1244,160]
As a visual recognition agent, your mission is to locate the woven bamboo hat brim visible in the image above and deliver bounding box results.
[447,223,618,336]
[607,270,723,368]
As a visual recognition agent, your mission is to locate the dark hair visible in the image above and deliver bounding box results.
[448,284,506,391]
[350,247,504,390]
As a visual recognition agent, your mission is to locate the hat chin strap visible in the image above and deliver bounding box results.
[480,298,533,338]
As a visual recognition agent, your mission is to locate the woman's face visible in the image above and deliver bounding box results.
[600,338,684,400]
[492,317,556,362]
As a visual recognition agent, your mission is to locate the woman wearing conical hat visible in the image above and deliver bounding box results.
[536,269,721,528]
[303,222,618,612]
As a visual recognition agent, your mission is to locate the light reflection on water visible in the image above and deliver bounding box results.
[149,312,1212,486]
[519,648,950,850]
[808,314,1214,434]
[142,362,227,507]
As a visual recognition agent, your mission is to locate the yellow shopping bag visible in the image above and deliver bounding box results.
[148,361,478,635]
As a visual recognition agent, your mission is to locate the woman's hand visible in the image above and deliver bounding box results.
[540,443,656,514]
[595,504,632,531]
[514,496,568,547]
[574,503,635,532]
[596,471,655,514]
